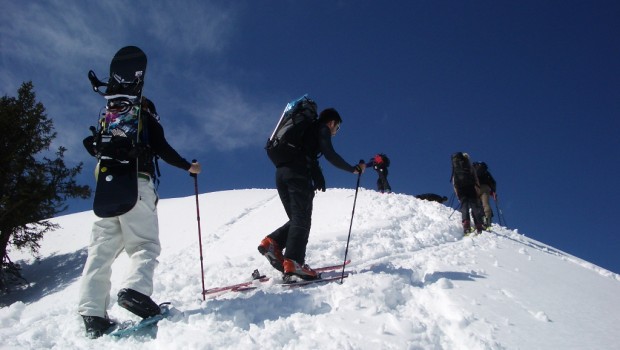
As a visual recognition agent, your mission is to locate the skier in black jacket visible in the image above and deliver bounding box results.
[366,153,391,193]
[258,108,365,281]
[451,152,484,235]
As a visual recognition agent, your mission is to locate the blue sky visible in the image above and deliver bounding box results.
[1,1,619,273]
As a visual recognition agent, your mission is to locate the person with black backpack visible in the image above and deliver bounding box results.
[259,102,365,281]
[79,97,201,338]
[450,152,484,235]
[473,161,497,229]
[366,153,392,193]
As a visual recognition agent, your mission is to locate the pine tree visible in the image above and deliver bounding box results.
[0,82,90,289]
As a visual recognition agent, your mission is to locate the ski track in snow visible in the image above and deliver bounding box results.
[2,189,620,350]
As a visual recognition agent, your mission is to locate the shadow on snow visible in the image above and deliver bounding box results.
[1,248,87,307]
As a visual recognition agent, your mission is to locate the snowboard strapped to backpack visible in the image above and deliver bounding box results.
[85,46,150,218]
[265,94,318,167]
[451,152,475,188]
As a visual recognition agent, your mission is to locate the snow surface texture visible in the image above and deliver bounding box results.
[1,189,619,349]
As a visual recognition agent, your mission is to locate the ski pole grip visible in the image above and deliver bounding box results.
[190,159,198,178]
[354,159,365,174]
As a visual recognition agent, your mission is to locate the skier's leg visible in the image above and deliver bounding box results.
[268,167,292,246]
[282,172,314,264]
[78,217,124,317]
[479,184,493,225]
[119,178,161,296]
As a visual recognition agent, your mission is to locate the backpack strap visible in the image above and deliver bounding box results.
[138,103,161,189]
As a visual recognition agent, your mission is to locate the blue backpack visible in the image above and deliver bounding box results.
[265,95,318,167]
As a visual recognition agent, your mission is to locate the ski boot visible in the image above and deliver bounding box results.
[283,258,319,282]
[257,237,284,272]
[82,315,116,339]
[117,288,161,319]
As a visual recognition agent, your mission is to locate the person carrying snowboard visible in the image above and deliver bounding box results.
[258,107,365,281]
[450,152,484,235]
[366,153,392,193]
[78,97,201,338]
[473,161,497,229]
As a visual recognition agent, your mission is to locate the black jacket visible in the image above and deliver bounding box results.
[139,112,191,175]
[300,122,355,173]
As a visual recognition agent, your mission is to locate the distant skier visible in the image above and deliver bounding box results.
[366,153,392,193]
[473,161,497,229]
[450,152,484,235]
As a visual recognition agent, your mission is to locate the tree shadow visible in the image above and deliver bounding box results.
[0,248,87,307]
[422,271,485,285]
[359,263,485,288]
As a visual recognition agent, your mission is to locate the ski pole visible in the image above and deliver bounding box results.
[448,194,461,219]
[190,160,206,300]
[340,160,364,283]
[447,193,457,218]
[494,195,507,227]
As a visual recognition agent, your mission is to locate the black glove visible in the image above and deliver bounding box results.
[83,136,97,157]
[311,164,326,192]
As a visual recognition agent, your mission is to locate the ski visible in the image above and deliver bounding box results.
[203,269,269,296]
[109,303,171,338]
[281,273,350,288]
[204,259,351,297]
[313,260,351,273]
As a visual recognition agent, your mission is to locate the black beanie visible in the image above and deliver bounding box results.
[318,108,342,124]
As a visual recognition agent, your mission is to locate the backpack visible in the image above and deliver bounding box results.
[473,161,489,180]
[379,154,390,167]
[373,153,390,169]
[451,152,475,187]
[473,161,495,189]
[265,95,318,167]
[96,97,143,162]
[87,97,163,181]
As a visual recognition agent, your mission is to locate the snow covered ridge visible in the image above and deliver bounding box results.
[2,188,620,349]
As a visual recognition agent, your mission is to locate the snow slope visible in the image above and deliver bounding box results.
[1,188,619,349]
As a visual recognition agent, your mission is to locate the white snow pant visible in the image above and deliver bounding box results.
[78,178,160,317]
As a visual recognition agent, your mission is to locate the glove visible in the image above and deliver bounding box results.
[311,164,326,192]
[354,160,366,174]
[83,136,97,157]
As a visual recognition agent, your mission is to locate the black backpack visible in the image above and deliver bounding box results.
[93,97,143,162]
[84,97,162,182]
[473,161,489,180]
[265,95,318,167]
[473,161,495,189]
[451,152,475,187]
[381,154,390,167]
